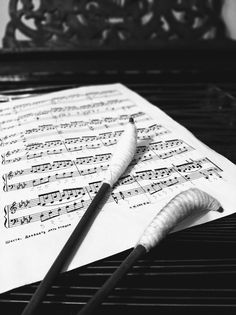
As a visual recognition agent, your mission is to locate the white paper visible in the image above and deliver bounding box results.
[0,83,236,294]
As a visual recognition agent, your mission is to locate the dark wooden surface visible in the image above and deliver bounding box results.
[0,48,236,315]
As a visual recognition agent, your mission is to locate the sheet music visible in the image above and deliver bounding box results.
[1,83,236,294]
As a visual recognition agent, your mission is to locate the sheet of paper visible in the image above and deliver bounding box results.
[0,83,236,294]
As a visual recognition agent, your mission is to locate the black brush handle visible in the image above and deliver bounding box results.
[78,244,146,315]
[21,182,110,315]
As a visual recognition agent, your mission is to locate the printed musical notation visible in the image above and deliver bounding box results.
[3,139,192,178]
[0,121,168,149]
[2,139,194,191]
[1,110,148,138]
[0,88,122,118]
[4,157,223,228]
[0,106,142,131]
[1,123,170,165]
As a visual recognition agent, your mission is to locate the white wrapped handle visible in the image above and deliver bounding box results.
[104,117,137,187]
[138,188,222,252]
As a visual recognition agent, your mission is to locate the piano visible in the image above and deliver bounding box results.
[0,1,236,314]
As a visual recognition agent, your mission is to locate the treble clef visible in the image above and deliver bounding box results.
[9,201,17,214]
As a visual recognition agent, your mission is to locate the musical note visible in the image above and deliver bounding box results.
[38,191,62,206]
[7,199,91,228]
[0,101,139,131]
[134,168,175,181]
[75,154,112,165]
[6,187,88,214]
[2,125,173,164]
[4,170,80,191]
[0,112,150,146]
[61,188,87,199]
[1,120,169,148]
[4,153,207,192]
[117,175,136,186]
[3,160,74,180]
[79,164,109,176]
[175,158,207,173]
[5,158,223,227]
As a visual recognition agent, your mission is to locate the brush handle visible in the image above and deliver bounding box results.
[104,117,137,186]
[78,244,146,315]
[21,183,111,315]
